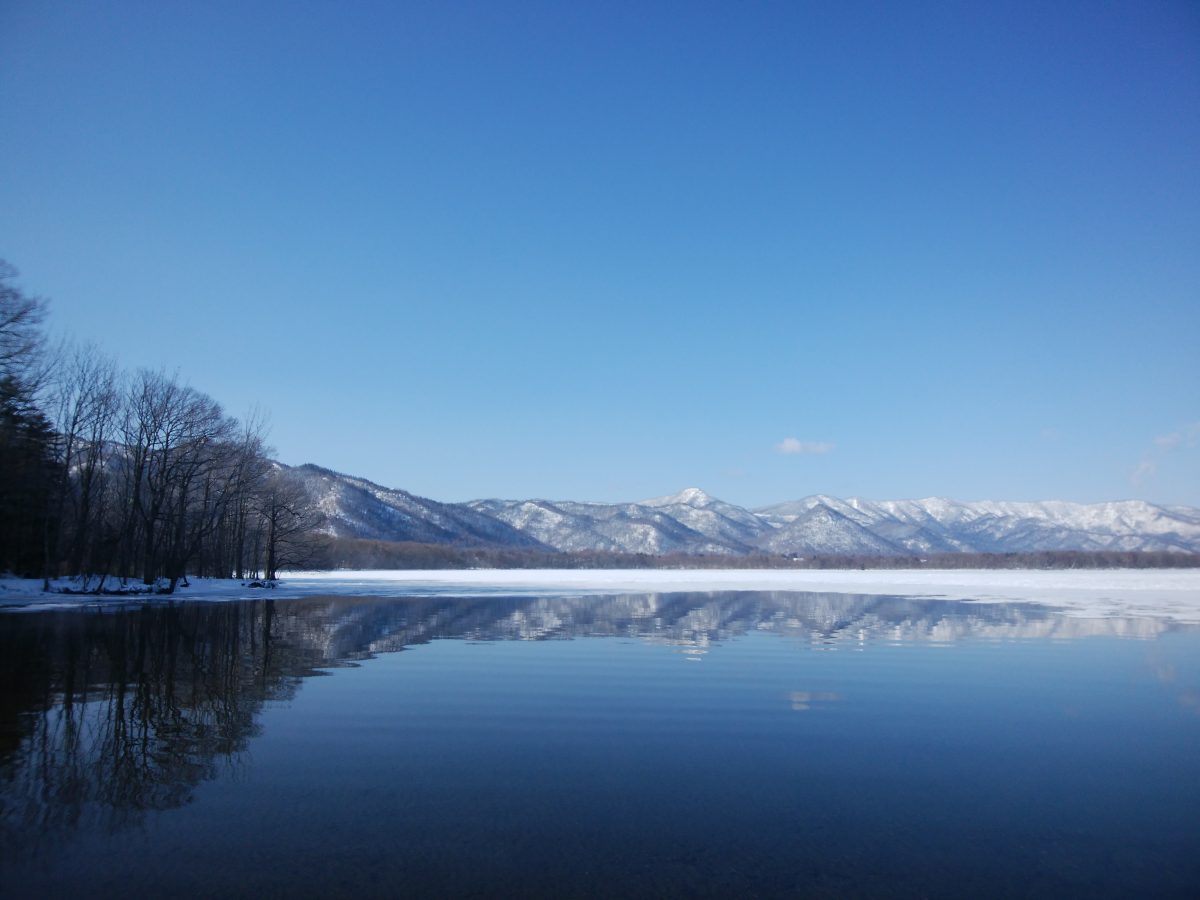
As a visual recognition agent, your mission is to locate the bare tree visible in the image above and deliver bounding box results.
[1,261,325,588]
[118,370,239,590]
[45,342,120,587]
[257,467,323,580]
[216,409,272,580]
[0,260,48,383]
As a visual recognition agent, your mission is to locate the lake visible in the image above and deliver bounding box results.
[2,587,1198,897]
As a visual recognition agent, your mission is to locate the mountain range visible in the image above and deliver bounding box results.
[288,464,1200,557]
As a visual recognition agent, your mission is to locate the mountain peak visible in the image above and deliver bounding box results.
[642,487,714,508]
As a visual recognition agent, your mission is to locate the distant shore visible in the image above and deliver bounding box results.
[325,542,1200,571]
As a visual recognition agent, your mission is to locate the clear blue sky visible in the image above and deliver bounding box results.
[2,1,1197,507]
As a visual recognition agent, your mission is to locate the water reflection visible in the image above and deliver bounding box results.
[1,600,295,848]
[0,590,1192,854]
[788,691,842,711]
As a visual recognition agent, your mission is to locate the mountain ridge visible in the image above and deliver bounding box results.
[284,466,1200,557]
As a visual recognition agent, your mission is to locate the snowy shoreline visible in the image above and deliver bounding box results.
[3,567,1199,622]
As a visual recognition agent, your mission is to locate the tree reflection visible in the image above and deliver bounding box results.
[0,600,306,850]
[0,590,1187,853]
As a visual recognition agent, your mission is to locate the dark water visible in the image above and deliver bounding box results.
[1,591,1198,898]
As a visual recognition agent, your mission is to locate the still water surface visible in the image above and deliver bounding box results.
[2,591,1198,897]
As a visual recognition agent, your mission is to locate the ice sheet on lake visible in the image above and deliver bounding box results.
[3,568,1199,623]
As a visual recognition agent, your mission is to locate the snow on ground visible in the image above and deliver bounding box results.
[2,568,1199,623]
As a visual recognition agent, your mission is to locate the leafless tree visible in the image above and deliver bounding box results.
[117,370,240,590]
[45,342,120,586]
[2,261,324,587]
[256,467,322,579]
[0,260,48,384]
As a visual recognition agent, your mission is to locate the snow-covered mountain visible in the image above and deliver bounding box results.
[471,490,1200,556]
[290,464,545,549]
[640,488,772,549]
[465,496,742,555]
[754,496,1200,555]
[285,464,1200,557]
[755,502,906,556]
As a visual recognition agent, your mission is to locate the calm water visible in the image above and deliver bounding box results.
[1,591,1198,898]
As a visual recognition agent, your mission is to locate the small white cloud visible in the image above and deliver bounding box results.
[1154,432,1183,451]
[777,437,835,455]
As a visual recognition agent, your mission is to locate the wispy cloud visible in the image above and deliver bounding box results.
[1131,458,1157,486]
[777,437,835,456]
[1131,421,1199,487]
[1153,422,1200,451]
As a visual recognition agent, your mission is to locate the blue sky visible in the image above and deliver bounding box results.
[2,1,1197,506]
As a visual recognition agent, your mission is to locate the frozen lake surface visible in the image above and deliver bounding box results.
[2,580,1199,897]
[5,567,1200,621]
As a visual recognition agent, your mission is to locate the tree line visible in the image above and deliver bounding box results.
[326,538,1200,571]
[0,261,324,591]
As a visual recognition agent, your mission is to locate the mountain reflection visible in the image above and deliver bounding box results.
[0,590,1188,849]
